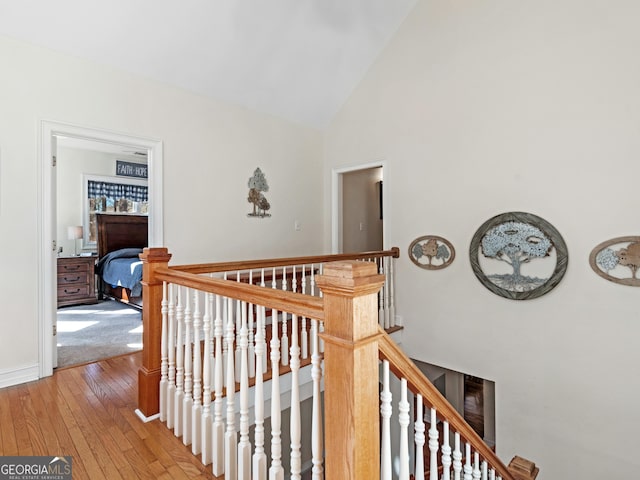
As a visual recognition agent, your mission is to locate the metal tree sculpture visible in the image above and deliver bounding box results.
[618,241,640,279]
[247,167,270,217]
[470,212,568,300]
[481,221,552,281]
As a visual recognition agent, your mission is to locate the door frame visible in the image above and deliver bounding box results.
[331,160,386,253]
[38,119,164,378]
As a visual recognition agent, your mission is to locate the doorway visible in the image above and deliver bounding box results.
[332,163,385,253]
[38,120,164,378]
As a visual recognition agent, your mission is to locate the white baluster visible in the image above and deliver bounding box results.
[160,282,169,422]
[271,268,281,371]
[260,269,268,374]
[292,265,298,292]
[248,271,256,379]
[464,443,472,480]
[225,296,237,480]
[300,317,308,360]
[398,379,410,480]
[222,272,229,379]
[280,267,289,367]
[166,284,176,429]
[310,263,317,297]
[380,360,392,480]
[383,256,391,329]
[441,421,452,480]
[414,395,425,480]
[238,301,251,480]
[191,290,202,455]
[489,467,496,480]
[473,452,481,480]
[253,305,267,480]
[310,319,324,480]
[378,257,385,328]
[453,433,462,480]
[388,255,396,327]
[481,461,488,480]
[235,272,242,379]
[300,266,308,360]
[174,286,184,437]
[428,408,439,480]
[290,314,301,480]
[212,294,225,476]
[182,288,193,446]
[269,330,283,480]
[201,291,212,465]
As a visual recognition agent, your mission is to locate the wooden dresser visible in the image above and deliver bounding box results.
[57,256,98,308]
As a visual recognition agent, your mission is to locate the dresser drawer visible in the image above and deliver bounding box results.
[57,256,97,307]
[58,270,90,285]
[58,260,90,274]
[58,283,94,300]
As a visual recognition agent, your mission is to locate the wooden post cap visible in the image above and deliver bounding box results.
[508,456,539,480]
[316,260,385,297]
[140,247,172,263]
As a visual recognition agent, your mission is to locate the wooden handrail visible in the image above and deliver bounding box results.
[154,267,325,321]
[170,247,400,274]
[378,329,516,480]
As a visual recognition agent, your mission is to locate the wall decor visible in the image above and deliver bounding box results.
[469,211,568,300]
[247,167,271,218]
[116,160,148,179]
[409,235,455,270]
[589,236,640,286]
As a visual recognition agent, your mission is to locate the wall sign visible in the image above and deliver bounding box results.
[116,160,148,179]
[469,212,568,300]
[589,236,640,286]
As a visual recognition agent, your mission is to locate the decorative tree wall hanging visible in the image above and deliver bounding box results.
[589,236,640,286]
[469,212,568,300]
[247,167,271,218]
[409,235,455,270]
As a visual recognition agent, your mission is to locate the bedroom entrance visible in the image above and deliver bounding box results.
[39,120,164,377]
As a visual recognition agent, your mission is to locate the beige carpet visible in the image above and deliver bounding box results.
[56,299,142,368]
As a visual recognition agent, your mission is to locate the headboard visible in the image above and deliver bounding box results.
[96,213,148,258]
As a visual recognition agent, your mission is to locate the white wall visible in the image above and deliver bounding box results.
[324,0,640,478]
[0,35,323,384]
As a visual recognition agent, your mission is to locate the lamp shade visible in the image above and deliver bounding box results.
[67,225,83,240]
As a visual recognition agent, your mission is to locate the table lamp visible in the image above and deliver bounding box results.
[67,225,83,256]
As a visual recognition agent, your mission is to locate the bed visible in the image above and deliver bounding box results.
[95,213,148,309]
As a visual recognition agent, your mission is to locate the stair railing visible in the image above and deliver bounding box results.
[378,332,515,480]
[138,248,532,480]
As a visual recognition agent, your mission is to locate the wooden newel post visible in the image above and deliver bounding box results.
[316,260,385,480]
[138,247,172,418]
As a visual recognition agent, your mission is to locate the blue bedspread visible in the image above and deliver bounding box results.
[96,248,144,297]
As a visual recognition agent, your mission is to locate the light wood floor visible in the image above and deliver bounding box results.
[0,353,218,479]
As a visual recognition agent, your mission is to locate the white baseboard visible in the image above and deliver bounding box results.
[135,408,160,423]
[0,364,39,389]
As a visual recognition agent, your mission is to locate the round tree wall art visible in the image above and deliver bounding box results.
[469,212,568,300]
[589,236,640,286]
[409,235,455,270]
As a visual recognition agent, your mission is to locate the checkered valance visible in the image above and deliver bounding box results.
[87,180,148,202]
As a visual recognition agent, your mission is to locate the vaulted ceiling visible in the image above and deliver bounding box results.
[0,0,417,128]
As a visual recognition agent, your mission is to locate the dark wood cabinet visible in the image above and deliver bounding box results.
[57,256,98,308]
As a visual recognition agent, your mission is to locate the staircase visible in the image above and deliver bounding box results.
[137,247,538,480]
